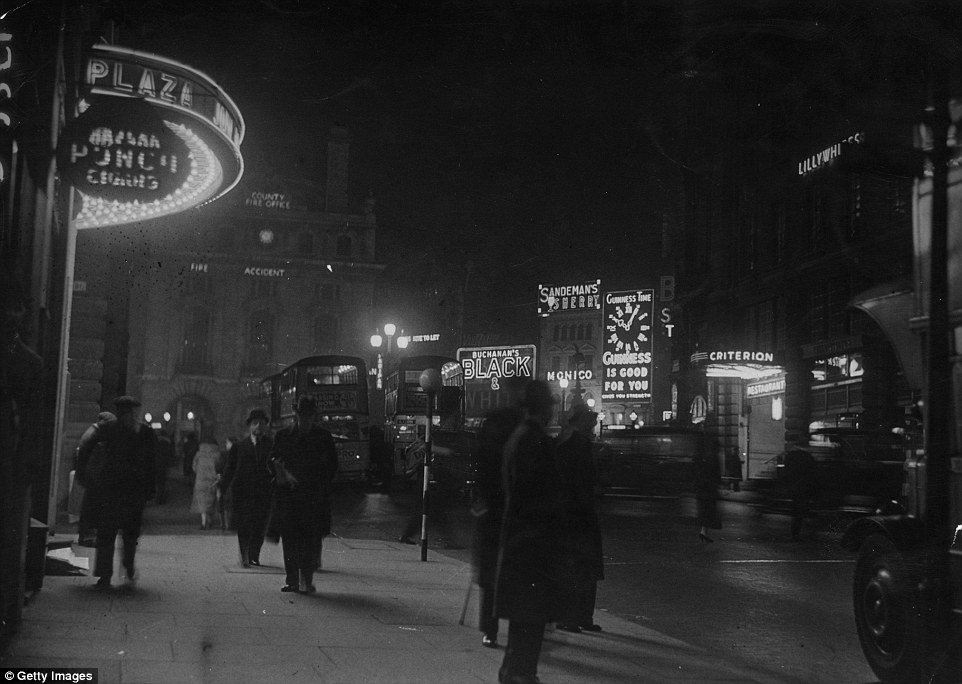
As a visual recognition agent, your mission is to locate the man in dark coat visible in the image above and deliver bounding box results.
[267,395,338,593]
[472,405,522,649]
[554,403,604,633]
[494,381,564,684]
[74,411,118,546]
[78,396,157,588]
[220,408,274,567]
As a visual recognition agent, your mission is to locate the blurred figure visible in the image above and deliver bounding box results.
[494,381,564,684]
[267,395,338,593]
[181,432,199,486]
[191,436,221,530]
[220,410,274,567]
[216,437,237,531]
[154,429,175,505]
[554,404,604,633]
[782,445,817,541]
[368,425,393,490]
[694,431,722,543]
[472,405,522,648]
[74,411,118,547]
[83,396,157,588]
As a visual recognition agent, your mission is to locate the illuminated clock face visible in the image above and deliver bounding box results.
[606,302,651,352]
[258,229,274,245]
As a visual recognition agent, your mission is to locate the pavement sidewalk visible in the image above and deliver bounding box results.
[0,532,777,683]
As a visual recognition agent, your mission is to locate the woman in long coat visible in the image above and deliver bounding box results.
[191,437,221,529]
[266,396,338,593]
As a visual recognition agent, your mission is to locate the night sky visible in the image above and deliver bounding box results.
[106,0,940,342]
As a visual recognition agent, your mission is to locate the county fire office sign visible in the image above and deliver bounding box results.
[457,345,537,418]
[56,44,245,230]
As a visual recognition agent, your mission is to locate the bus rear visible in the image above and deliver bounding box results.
[264,356,372,484]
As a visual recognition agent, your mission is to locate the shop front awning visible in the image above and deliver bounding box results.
[849,282,923,392]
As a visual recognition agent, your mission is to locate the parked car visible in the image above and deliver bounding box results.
[769,428,908,514]
[593,426,713,497]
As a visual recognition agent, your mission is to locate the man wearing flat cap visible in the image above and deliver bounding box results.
[266,395,338,593]
[220,408,274,567]
[82,395,157,589]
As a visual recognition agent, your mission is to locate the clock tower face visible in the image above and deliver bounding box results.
[606,301,651,352]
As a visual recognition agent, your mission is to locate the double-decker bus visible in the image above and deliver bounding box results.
[382,355,475,491]
[260,355,371,484]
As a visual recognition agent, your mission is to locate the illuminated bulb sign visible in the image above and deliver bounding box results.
[458,345,537,417]
[57,44,244,230]
[602,289,654,402]
[538,279,601,316]
[690,349,782,380]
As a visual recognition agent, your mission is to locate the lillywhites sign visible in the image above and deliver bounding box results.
[797,132,864,175]
[538,279,601,316]
[57,97,190,202]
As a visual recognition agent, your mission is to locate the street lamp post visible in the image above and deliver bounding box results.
[418,367,443,562]
[559,377,569,424]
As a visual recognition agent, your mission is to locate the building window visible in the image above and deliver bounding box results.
[336,235,352,257]
[313,314,338,353]
[551,356,561,373]
[298,231,314,254]
[184,272,212,295]
[249,278,278,299]
[774,203,787,264]
[553,325,560,342]
[247,309,274,371]
[180,306,210,371]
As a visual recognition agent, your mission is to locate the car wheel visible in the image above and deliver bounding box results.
[853,534,923,683]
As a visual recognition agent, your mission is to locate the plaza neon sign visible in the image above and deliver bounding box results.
[60,44,244,230]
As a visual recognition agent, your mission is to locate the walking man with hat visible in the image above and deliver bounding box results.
[82,395,157,589]
[220,408,274,567]
[266,396,338,593]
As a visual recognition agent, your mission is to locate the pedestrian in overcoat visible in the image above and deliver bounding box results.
[80,396,157,588]
[266,395,338,593]
[694,431,722,543]
[220,408,274,566]
[472,405,522,648]
[554,403,604,633]
[493,381,565,684]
